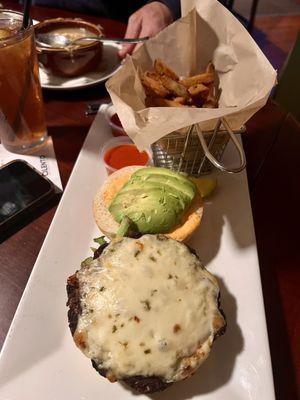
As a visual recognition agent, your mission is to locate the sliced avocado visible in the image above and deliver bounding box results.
[114,183,190,208]
[134,167,193,187]
[109,188,184,233]
[121,173,195,202]
[109,167,196,234]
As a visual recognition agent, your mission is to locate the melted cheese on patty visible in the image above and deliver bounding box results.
[75,235,224,382]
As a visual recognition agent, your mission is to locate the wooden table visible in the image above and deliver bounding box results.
[0,2,299,398]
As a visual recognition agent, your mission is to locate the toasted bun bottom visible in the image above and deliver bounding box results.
[93,166,203,241]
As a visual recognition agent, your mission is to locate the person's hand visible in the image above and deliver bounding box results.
[119,2,173,58]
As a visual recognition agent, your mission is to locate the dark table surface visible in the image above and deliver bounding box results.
[0,2,299,398]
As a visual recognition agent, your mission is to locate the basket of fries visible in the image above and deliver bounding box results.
[106,0,276,175]
[140,58,246,175]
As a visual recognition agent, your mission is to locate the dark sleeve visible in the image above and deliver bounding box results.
[150,0,181,20]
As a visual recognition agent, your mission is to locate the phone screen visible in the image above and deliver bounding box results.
[0,160,53,224]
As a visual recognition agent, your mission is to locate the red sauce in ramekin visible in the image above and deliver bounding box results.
[104,144,149,170]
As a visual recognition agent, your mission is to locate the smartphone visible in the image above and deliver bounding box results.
[0,160,60,238]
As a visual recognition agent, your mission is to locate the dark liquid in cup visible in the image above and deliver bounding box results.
[0,17,47,152]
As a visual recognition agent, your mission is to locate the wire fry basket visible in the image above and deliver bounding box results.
[151,118,246,176]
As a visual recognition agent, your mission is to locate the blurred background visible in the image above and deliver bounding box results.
[221,0,300,120]
[4,0,299,73]
[224,0,300,71]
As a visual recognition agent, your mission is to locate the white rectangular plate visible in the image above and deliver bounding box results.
[0,106,275,399]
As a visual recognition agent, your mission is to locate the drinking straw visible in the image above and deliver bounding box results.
[22,0,32,29]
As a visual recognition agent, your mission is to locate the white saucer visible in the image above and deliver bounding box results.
[39,43,121,90]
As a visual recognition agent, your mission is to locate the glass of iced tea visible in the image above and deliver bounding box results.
[0,10,47,154]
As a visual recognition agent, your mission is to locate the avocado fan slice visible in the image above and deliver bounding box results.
[109,167,196,234]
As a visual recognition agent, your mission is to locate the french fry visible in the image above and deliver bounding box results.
[205,83,220,108]
[188,83,210,107]
[159,74,188,98]
[141,59,218,109]
[141,72,170,98]
[206,61,215,75]
[154,59,179,81]
[180,72,214,88]
[173,96,187,105]
[207,84,217,107]
[207,83,215,101]
[145,71,162,81]
[187,83,209,98]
